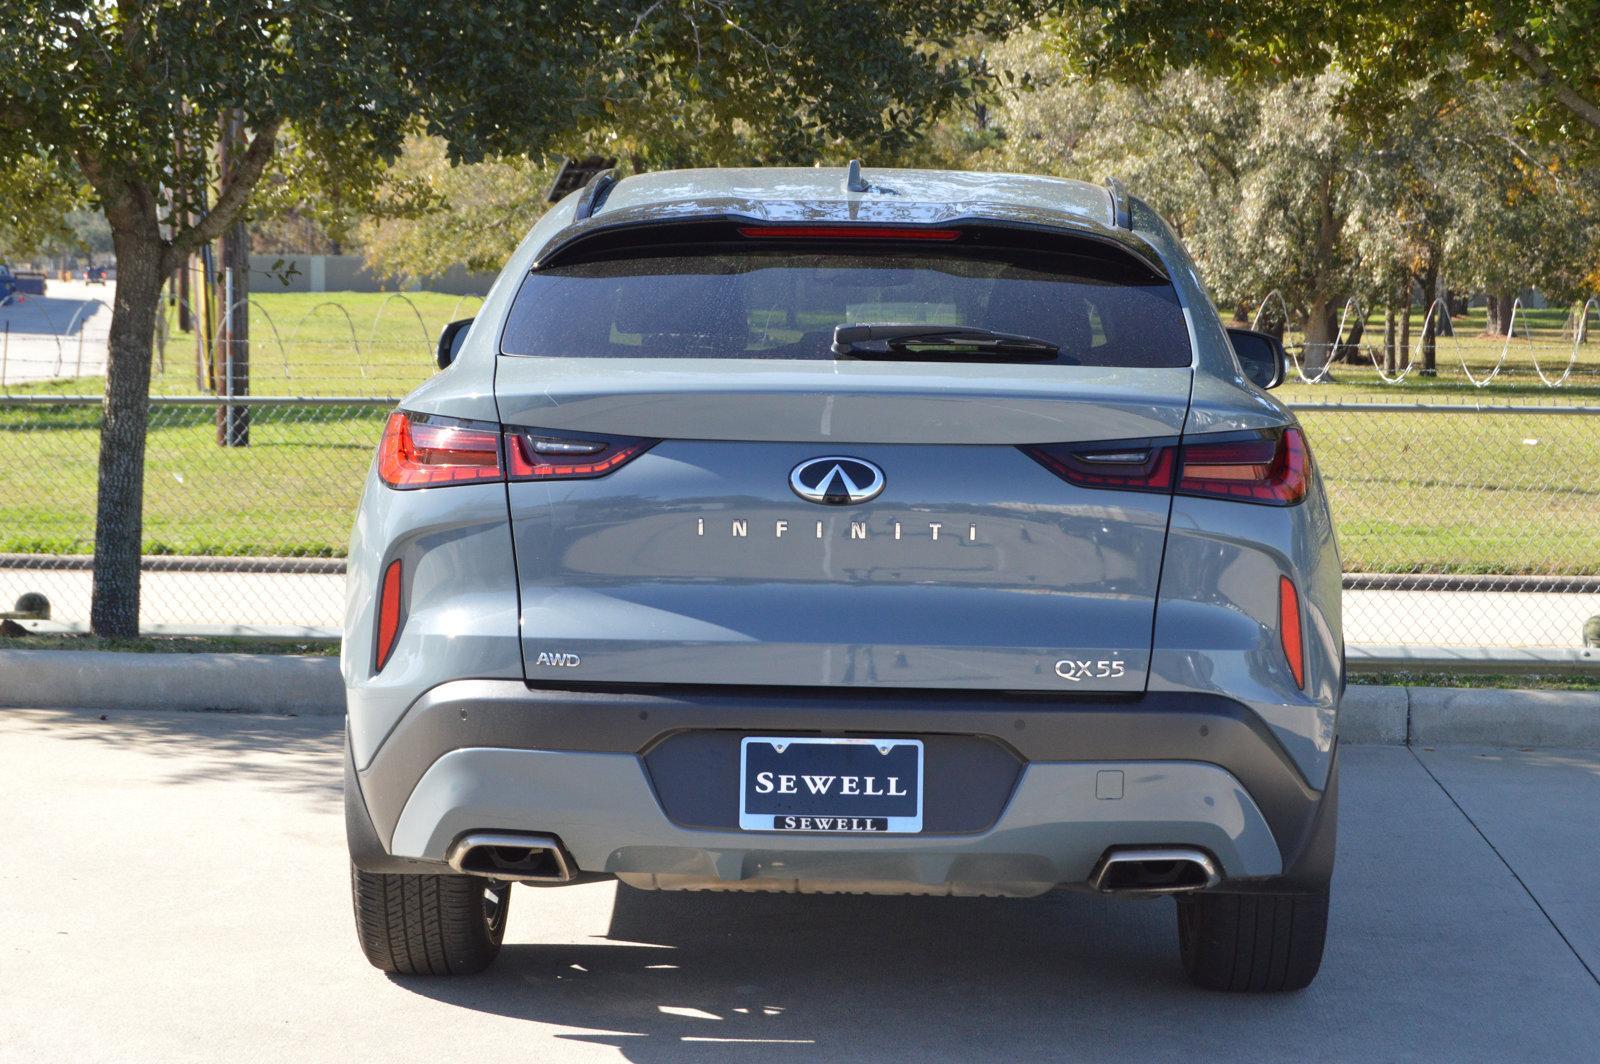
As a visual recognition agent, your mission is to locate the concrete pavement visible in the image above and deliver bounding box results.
[1,708,1598,1062]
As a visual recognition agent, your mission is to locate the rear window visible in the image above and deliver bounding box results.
[500,247,1191,368]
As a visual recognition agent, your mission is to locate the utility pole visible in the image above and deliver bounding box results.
[216,111,250,447]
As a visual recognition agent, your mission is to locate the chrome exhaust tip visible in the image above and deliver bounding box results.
[446,832,576,883]
[1089,847,1221,895]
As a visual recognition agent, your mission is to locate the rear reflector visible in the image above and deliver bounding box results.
[737,225,961,241]
[1279,575,1305,689]
[375,559,403,672]
[506,431,657,480]
[378,411,503,489]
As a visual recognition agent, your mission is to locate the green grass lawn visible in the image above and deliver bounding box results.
[15,289,486,399]
[1,294,1596,570]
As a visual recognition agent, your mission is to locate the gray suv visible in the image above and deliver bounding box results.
[343,165,1341,992]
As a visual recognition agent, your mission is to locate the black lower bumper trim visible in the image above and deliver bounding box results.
[355,681,1334,885]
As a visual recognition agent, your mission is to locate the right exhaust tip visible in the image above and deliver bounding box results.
[1089,847,1221,894]
[446,832,576,883]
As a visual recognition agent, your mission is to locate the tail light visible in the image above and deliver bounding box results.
[506,430,657,480]
[1178,428,1311,505]
[1020,427,1310,506]
[378,411,502,488]
[377,411,655,488]
[374,558,404,672]
[1279,575,1305,689]
[1022,441,1175,492]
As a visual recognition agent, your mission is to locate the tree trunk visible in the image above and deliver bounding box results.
[1419,260,1441,375]
[1398,280,1412,370]
[1335,317,1365,363]
[1383,303,1397,374]
[1303,297,1336,377]
[1485,292,1515,337]
[90,221,166,638]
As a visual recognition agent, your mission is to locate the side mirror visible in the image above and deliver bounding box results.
[437,318,474,370]
[1226,327,1287,390]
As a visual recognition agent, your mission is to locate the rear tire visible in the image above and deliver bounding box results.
[351,864,510,975]
[1176,889,1329,992]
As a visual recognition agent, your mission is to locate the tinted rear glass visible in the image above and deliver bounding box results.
[500,248,1191,367]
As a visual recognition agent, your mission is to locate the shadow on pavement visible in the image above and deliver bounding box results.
[392,884,1307,1062]
[0,293,110,336]
[22,707,343,805]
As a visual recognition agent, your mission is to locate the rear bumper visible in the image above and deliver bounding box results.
[349,681,1337,895]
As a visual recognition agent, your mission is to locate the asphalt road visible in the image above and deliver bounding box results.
[2,708,1598,1063]
[0,281,111,386]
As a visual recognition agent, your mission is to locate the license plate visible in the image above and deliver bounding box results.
[739,736,923,833]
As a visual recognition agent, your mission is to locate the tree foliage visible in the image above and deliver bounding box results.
[984,30,1600,363]
[357,138,551,281]
[1051,1,1600,151]
[0,0,1038,636]
[0,154,87,260]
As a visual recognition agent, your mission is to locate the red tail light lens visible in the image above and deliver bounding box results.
[737,225,961,241]
[378,411,503,489]
[374,558,404,672]
[1279,575,1305,689]
[1178,428,1310,505]
[1021,441,1175,493]
[1020,427,1310,506]
[506,430,658,480]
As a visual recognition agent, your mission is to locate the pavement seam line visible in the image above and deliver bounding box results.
[1407,745,1600,991]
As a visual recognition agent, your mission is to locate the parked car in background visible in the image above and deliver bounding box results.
[85,265,109,284]
[342,164,1343,992]
[12,270,48,296]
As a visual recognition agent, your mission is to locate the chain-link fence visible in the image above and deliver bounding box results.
[2,393,1597,651]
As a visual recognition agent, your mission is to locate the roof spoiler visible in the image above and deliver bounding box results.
[530,214,1169,279]
[1104,176,1132,230]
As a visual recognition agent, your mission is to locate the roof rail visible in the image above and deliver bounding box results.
[1103,176,1132,229]
[574,168,618,220]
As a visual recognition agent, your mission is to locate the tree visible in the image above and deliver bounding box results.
[985,37,1382,374]
[0,0,1028,637]
[0,155,87,260]
[1051,1,1600,151]
[356,139,552,282]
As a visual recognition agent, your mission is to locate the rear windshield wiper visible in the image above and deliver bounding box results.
[831,323,1061,361]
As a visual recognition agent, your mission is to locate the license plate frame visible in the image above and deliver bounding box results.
[738,736,924,833]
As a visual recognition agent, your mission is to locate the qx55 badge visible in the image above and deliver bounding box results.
[1055,659,1127,682]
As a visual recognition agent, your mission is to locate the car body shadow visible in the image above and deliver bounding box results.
[389,883,1261,1062]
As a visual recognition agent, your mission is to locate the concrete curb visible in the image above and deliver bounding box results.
[1,649,1596,745]
[1407,686,1600,748]
[0,649,344,715]
[1337,682,1600,748]
[1336,685,1410,744]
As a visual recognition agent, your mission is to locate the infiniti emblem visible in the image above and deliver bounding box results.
[789,456,885,505]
